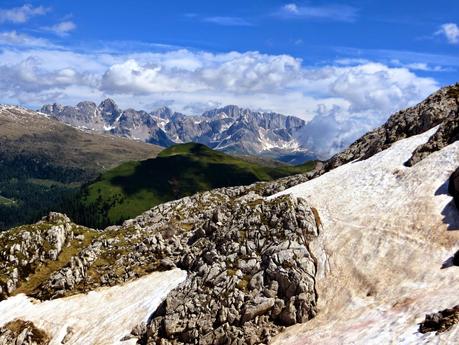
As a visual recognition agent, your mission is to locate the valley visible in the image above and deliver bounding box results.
[0,105,162,230]
[62,143,316,229]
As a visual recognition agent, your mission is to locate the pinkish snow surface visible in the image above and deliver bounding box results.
[271,127,459,344]
[0,269,186,345]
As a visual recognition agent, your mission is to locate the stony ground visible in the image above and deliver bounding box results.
[0,319,49,345]
[0,182,322,344]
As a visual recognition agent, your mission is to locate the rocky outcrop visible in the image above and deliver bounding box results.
[0,213,99,300]
[448,167,459,208]
[325,83,459,170]
[0,320,50,345]
[0,177,321,344]
[419,305,459,335]
[0,167,320,302]
[405,86,459,166]
[145,195,320,344]
[34,243,102,300]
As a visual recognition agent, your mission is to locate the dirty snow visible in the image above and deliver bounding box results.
[271,127,459,344]
[0,269,186,345]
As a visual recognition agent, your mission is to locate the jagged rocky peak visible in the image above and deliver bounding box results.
[98,98,121,124]
[151,105,175,119]
[202,104,242,118]
[98,98,118,111]
[39,100,313,163]
[75,101,97,113]
[40,102,64,114]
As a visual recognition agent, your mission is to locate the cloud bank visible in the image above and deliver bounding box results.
[0,45,438,157]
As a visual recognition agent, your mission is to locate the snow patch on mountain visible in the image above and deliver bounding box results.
[0,269,186,345]
[271,127,459,344]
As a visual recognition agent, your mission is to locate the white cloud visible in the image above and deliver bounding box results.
[43,21,77,36]
[390,60,448,72]
[283,4,299,14]
[203,16,253,26]
[101,59,203,94]
[0,31,52,47]
[0,48,438,157]
[436,23,459,44]
[294,62,439,158]
[0,4,48,24]
[99,51,303,95]
[278,3,358,22]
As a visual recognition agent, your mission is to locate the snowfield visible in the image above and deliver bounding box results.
[271,127,459,344]
[0,269,186,345]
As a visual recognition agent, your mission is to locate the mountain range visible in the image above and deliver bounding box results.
[0,104,313,231]
[40,100,314,164]
[0,84,458,344]
[0,83,458,344]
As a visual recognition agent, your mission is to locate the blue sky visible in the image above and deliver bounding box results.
[2,0,456,73]
[0,1,457,155]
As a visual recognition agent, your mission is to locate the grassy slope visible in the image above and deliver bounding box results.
[0,107,162,230]
[73,143,316,228]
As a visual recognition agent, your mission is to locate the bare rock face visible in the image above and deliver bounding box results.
[145,195,320,344]
[448,167,459,209]
[325,83,459,170]
[0,213,99,300]
[0,176,322,345]
[0,319,50,345]
[405,86,459,166]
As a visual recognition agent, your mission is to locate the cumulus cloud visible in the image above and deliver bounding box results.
[0,48,438,157]
[43,21,77,36]
[0,4,48,24]
[436,23,459,44]
[279,3,358,22]
[294,62,438,158]
[0,56,92,94]
[295,108,373,159]
[100,51,302,95]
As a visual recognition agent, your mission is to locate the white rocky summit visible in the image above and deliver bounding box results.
[40,102,313,163]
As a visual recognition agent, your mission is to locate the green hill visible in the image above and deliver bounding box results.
[0,106,162,230]
[64,143,316,229]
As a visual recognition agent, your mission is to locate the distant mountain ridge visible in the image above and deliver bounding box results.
[40,100,314,163]
[0,104,161,230]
